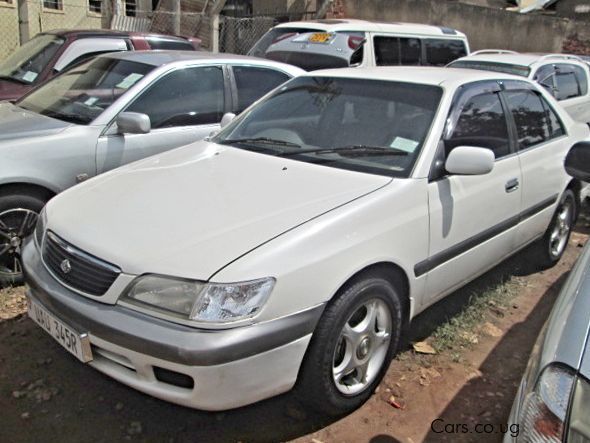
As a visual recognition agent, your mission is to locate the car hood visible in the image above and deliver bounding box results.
[0,79,30,102]
[47,142,391,280]
[0,102,71,141]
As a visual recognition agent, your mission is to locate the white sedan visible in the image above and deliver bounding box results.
[23,67,589,414]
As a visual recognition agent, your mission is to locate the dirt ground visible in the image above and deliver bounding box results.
[0,215,588,443]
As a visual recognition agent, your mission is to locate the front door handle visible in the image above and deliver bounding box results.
[505,178,519,193]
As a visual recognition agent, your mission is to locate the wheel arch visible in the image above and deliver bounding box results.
[0,182,57,203]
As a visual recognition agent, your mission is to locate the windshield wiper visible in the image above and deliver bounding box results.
[278,145,409,157]
[0,75,29,85]
[219,137,302,149]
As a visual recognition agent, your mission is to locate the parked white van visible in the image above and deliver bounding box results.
[249,19,470,70]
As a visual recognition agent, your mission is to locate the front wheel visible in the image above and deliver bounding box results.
[0,194,46,286]
[533,189,576,269]
[296,274,403,416]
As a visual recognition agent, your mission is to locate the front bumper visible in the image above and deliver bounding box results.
[22,239,323,410]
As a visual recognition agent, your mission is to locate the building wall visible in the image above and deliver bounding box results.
[336,0,590,54]
[0,1,21,61]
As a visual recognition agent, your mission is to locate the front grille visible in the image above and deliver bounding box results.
[42,231,120,296]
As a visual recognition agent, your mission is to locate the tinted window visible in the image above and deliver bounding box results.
[447,92,510,158]
[374,37,400,66]
[505,89,564,149]
[147,38,194,50]
[374,37,421,66]
[424,39,467,66]
[127,66,224,129]
[233,66,289,113]
[555,65,580,100]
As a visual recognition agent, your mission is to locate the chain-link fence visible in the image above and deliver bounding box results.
[218,11,316,55]
[0,2,20,62]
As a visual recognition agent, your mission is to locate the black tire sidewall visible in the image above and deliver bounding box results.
[0,193,46,286]
[297,276,403,416]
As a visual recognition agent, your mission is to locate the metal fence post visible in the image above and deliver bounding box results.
[211,14,220,52]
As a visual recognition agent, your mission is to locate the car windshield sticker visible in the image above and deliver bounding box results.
[390,136,419,153]
[84,97,99,106]
[116,73,144,90]
[22,71,38,83]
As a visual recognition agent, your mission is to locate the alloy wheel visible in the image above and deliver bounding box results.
[548,199,573,259]
[332,298,392,396]
[0,208,38,282]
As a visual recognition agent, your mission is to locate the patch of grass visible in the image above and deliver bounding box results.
[431,278,520,352]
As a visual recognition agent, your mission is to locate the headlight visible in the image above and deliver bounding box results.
[568,375,590,442]
[519,364,576,442]
[34,207,47,248]
[121,274,275,324]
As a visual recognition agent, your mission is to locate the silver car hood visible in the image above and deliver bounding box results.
[46,141,391,280]
[0,102,71,141]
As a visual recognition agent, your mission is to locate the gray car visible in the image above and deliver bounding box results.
[0,50,302,285]
[505,143,590,442]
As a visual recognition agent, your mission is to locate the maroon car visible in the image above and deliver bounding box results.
[0,30,201,102]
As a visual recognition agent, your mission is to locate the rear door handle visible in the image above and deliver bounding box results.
[505,178,519,193]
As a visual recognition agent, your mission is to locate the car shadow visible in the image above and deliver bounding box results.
[421,273,569,443]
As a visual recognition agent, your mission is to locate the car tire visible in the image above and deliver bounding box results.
[296,272,404,416]
[0,193,46,287]
[533,189,576,269]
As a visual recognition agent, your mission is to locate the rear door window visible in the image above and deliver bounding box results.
[423,39,467,66]
[232,66,290,113]
[504,89,564,149]
[555,64,581,100]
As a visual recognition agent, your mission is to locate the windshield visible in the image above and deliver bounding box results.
[448,60,531,77]
[0,34,65,85]
[214,76,442,177]
[17,57,154,125]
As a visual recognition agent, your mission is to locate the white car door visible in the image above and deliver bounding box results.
[421,82,522,306]
[502,80,572,247]
[95,65,228,174]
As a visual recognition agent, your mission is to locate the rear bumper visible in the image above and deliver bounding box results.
[22,239,322,410]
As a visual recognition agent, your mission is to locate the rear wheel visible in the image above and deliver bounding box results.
[0,194,46,286]
[533,189,576,269]
[296,273,403,416]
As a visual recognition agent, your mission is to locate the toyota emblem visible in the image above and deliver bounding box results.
[60,259,72,274]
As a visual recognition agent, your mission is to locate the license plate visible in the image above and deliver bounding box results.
[308,32,332,43]
[28,299,93,363]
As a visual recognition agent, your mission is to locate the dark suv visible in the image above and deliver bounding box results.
[0,30,201,102]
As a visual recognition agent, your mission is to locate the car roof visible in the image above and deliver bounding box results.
[97,50,304,73]
[274,19,467,38]
[43,29,189,41]
[454,52,588,69]
[304,66,528,88]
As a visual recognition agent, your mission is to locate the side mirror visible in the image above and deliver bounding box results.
[565,141,590,182]
[445,146,495,176]
[117,112,151,134]
[220,112,236,129]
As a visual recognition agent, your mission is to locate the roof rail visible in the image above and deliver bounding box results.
[537,54,584,63]
[470,49,518,55]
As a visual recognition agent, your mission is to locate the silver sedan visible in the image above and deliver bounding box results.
[0,50,302,284]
